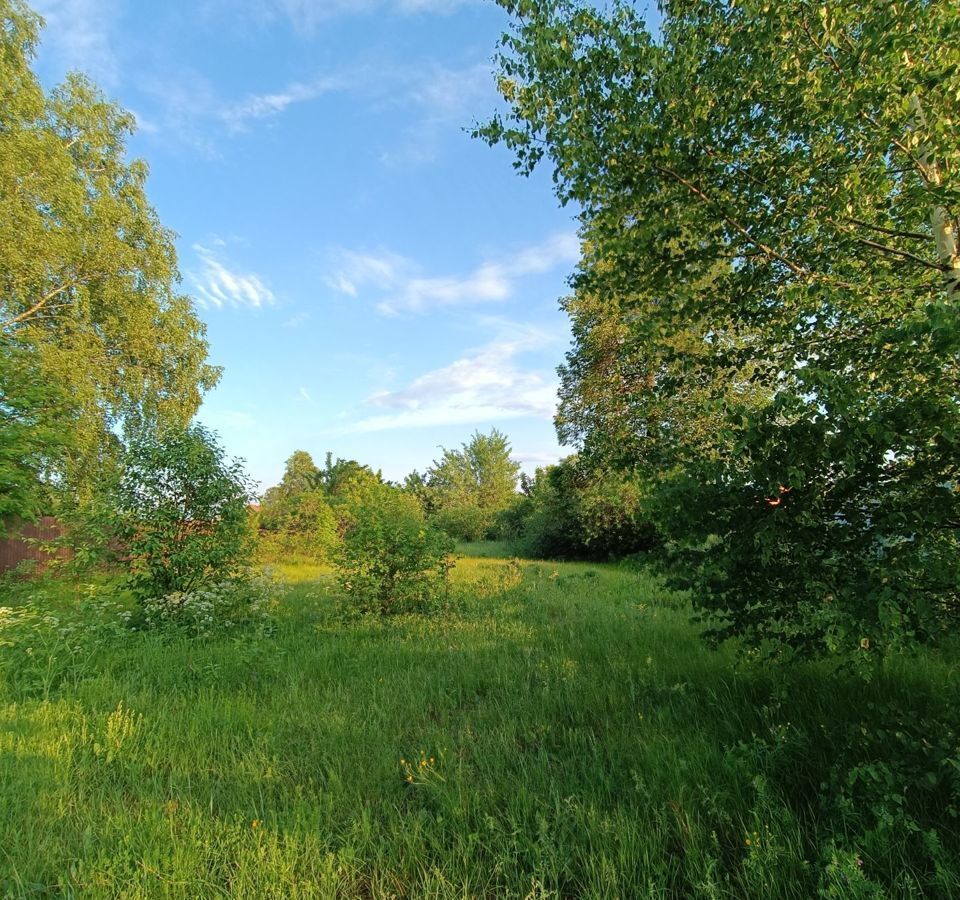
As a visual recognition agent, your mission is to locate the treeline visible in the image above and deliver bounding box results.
[255,430,660,565]
[478,0,960,669]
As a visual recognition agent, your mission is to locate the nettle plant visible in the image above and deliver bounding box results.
[337,483,454,616]
[112,425,256,619]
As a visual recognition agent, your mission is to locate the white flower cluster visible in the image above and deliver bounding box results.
[0,595,129,657]
[139,572,282,636]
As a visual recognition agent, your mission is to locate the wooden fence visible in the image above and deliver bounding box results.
[0,517,72,576]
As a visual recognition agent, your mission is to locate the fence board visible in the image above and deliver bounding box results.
[0,517,72,575]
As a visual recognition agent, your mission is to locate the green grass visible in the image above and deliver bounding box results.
[0,546,958,898]
[454,540,514,559]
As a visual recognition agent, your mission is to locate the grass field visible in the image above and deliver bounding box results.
[1,547,957,898]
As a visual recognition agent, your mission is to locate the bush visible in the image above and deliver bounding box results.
[433,503,491,542]
[502,457,660,560]
[255,489,338,564]
[111,425,255,606]
[336,484,454,615]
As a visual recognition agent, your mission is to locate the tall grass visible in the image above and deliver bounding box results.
[0,548,957,897]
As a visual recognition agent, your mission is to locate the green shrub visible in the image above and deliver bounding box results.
[255,489,338,564]
[433,503,491,543]
[336,484,454,615]
[501,457,660,560]
[111,425,255,606]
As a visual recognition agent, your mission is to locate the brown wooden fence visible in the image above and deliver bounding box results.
[0,517,73,576]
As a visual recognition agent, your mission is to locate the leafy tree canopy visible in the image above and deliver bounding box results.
[0,0,219,512]
[500,456,659,560]
[0,340,73,529]
[427,429,521,540]
[111,425,255,602]
[480,0,960,662]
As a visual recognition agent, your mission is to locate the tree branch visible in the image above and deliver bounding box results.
[855,238,948,272]
[845,218,930,243]
[1,281,76,330]
[654,164,810,278]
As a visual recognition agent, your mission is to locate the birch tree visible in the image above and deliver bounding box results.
[0,0,219,512]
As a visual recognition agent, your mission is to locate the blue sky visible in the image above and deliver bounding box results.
[30,0,592,491]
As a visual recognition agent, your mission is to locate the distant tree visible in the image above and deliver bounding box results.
[427,429,521,541]
[257,450,385,561]
[500,457,658,560]
[402,469,439,517]
[0,0,219,503]
[281,451,322,494]
[259,451,321,530]
[320,452,383,502]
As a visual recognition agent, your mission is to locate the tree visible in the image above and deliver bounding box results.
[112,426,255,602]
[280,450,322,494]
[500,456,658,560]
[320,452,384,502]
[480,0,960,660]
[0,0,219,503]
[402,469,439,517]
[257,451,385,561]
[258,451,337,562]
[427,429,521,541]
[259,450,322,530]
[0,339,72,528]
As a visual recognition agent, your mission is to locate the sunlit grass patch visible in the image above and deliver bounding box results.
[0,542,956,897]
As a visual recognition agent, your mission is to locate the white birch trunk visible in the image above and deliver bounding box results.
[931,206,960,297]
[910,95,959,297]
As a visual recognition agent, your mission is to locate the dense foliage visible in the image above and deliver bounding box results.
[257,451,385,563]
[257,451,338,562]
[336,481,454,615]
[500,456,659,560]
[422,429,521,541]
[481,0,960,662]
[0,0,218,516]
[0,340,72,527]
[111,426,255,605]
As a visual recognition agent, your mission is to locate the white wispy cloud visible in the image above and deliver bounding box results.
[135,70,224,158]
[326,232,579,315]
[514,450,563,468]
[283,311,312,328]
[189,244,277,310]
[264,0,474,33]
[381,62,495,166]
[337,322,562,433]
[325,250,410,298]
[299,387,314,403]
[220,75,345,131]
[32,0,120,85]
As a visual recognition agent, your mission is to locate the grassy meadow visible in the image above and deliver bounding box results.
[1,546,958,898]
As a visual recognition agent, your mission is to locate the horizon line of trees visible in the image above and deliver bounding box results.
[254,429,662,564]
